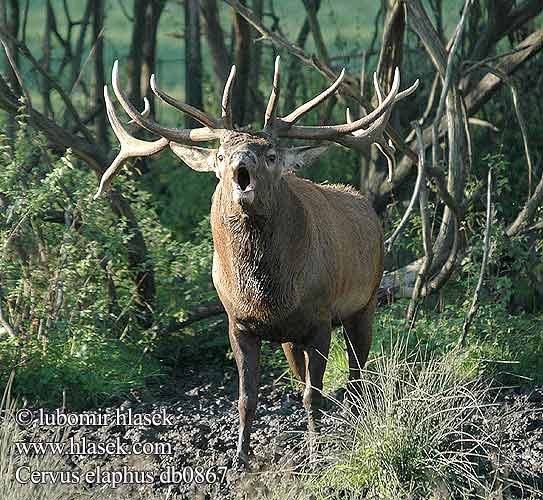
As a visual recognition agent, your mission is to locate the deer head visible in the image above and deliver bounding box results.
[95,57,419,206]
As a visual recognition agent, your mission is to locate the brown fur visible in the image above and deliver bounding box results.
[211,173,383,337]
[173,130,384,466]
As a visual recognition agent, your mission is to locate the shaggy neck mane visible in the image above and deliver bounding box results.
[213,178,306,316]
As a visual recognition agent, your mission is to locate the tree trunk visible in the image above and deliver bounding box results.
[201,0,231,99]
[42,0,53,118]
[364,0,406,200]
[142,0,166,115]
[92,0,107,147]
[245,0,263,122]
[184,0,204,128]
[0,0,19,140]
[232,0,251,125]
[127,0,147,105]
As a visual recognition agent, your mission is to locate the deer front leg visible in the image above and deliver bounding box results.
[228,322,261,467]
[303,323,331,433]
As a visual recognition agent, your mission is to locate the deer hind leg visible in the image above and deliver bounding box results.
[281,342,306,383]
[341,293,377,401]
[228,322,261,467]
[303,323,331,433]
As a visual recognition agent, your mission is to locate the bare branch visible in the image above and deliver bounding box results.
[460,168,493,346]
[301,0,329,62]
[0,45,105,172]
[507,164,543,237]
[477,63,533,199]
[385,130,426,253]
[0,25,94,143]
[407,124,433,322]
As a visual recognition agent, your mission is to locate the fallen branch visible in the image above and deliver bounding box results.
[166,301,226,332]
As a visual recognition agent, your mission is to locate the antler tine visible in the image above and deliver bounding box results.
[221,65,236,128]
[274,67,419,182]
[94,86,169,199]
[337,108,397,182]
[373,73,384,105]
[125,96,150,134]
[150,74,219,129]
[282,68,345,126]
[263,56,281,133]
[395,78,420,101]
[375,140,396,182]
[111,60,219,142]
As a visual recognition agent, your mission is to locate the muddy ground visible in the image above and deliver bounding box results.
[17,351,543,500]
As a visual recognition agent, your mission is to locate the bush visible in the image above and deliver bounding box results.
[0,112,217,409]
[308,341,540,499]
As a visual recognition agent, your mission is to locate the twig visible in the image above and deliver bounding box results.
[462,46,528,75]
[407,124,433,322]
[385,141,426,253]
[118,0,135,22]
[460,168,493,347]
[478,63,533,199]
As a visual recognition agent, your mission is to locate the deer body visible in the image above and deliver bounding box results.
[97,56,418,466]
[211,173,384,342]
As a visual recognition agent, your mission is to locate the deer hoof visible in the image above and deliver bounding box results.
[233,450,250,470]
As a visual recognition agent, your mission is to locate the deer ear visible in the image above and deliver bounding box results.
[169,143,216,172]
[280,145,329,170]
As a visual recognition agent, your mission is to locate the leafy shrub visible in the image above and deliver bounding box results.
[0,112,216,408]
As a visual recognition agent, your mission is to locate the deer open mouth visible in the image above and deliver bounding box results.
[236,166,251,191]
[232,166,256,205]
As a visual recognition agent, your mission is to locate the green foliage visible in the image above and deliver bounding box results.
[0,114,218,409]
[378,298,543,386]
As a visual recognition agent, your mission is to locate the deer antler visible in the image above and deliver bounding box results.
[264,59,419,181]
[97,58,418,198]
[95,60,238,197]
[94,86,169,198]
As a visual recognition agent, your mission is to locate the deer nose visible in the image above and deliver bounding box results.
[231,151,255,170]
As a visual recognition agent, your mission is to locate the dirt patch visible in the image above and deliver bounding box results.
[16,366,543,499]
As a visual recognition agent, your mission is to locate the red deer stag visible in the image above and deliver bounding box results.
[95,57,419,466]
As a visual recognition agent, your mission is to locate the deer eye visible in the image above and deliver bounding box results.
[217,154,225,162]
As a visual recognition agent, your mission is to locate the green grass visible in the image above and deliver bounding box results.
[261,291,543,400]
[320,294,543,396]
[308,341,531,499]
